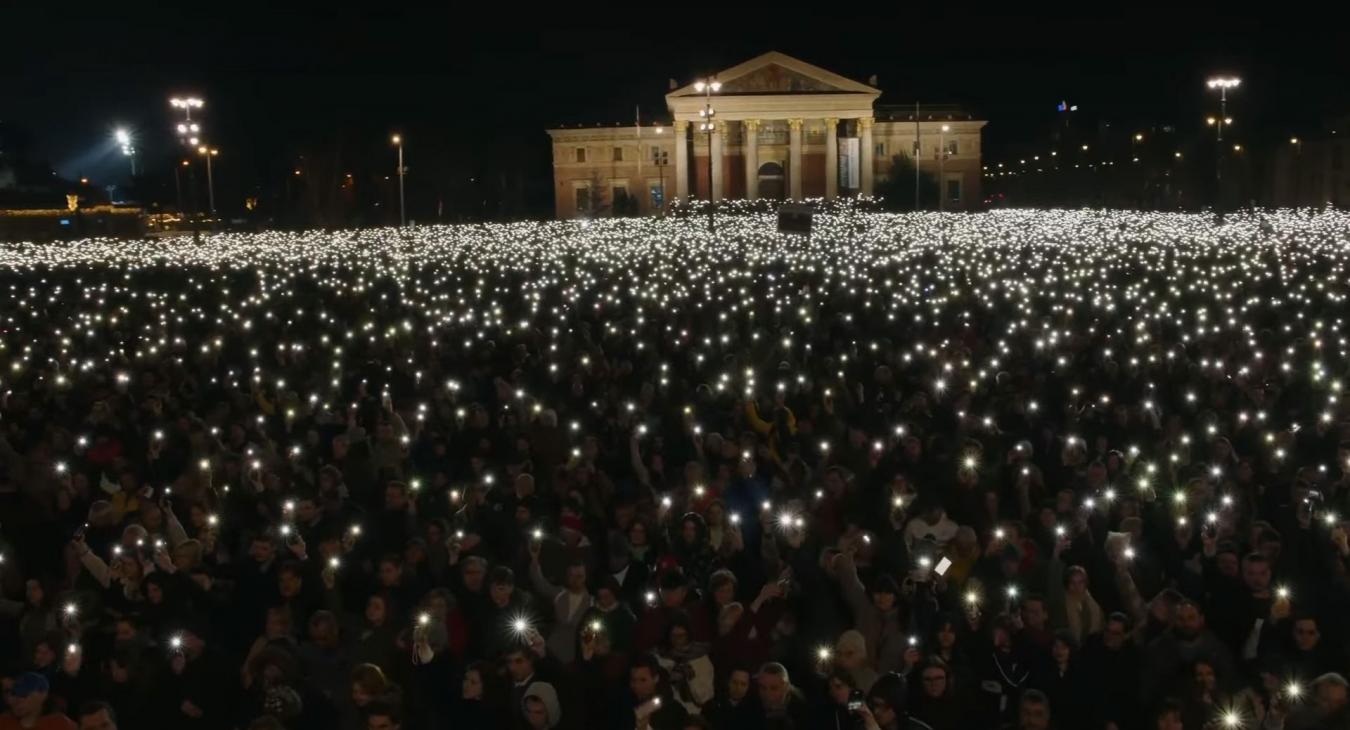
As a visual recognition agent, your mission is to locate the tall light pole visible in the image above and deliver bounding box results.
[1290,137,1302,205]
[391,134,406,227]
[114,128,137,176]
[170,97,205,218]
[1206,77,1239,142]
[694,77,720,231]
[1206,76,1240,204]
[197,146,218,215]
[938,124,950,212]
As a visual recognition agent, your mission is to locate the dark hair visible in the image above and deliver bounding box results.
[78,701,117,723]
[629,653,663,681]
[1155,698,1185,719]
[366,701,402,724]
[1021,688,1049,707]
[489,565,516,587]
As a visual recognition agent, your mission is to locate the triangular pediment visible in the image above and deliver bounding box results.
[667,51,878,99]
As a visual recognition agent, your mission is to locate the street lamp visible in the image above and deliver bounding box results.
[114,128,137,176]
[694,77,720,231]
[197,146,219,215]
[1290,137,1303,205]
[1206,76,1240,202]
[938,124,951,211]
[391,134,406,227]
[170,96,206,219]
[1206,77,1240,143]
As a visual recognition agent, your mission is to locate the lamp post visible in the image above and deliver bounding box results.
[694,77,720,231]
[1290,137,1302,205]
[170,97,205,217]
[938,124,950,212]
[197,146,218,215]
[1132,133,1143,163]
[1206,77,1239,142]
[391,134,406,227]
[1206,77,1239,206]
[114,128,137,176]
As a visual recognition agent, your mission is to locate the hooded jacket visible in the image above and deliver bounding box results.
[523,681,561,729]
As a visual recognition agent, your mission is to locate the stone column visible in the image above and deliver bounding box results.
[674,120,689,199]
[824,117,839,199]
[711,120,725,200]
[743,119,760,200]
[788,118,803,200]
[860,117,875,197]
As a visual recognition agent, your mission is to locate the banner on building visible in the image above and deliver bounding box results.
[839,137,860,189]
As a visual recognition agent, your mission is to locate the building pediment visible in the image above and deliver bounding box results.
[667,51,878,99]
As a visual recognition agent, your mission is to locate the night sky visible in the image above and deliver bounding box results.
[3,9,1346,218]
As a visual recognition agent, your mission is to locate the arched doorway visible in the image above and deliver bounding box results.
[758,161,785,200]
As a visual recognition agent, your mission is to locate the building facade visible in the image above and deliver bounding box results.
[1271,118,1350,208]
[546,52,986,218]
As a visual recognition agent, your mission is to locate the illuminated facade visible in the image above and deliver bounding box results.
[546,52,986,218]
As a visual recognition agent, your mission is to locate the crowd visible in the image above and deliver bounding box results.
[1,206,1349,730]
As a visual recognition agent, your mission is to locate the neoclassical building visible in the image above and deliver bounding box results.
[546,51,986,218]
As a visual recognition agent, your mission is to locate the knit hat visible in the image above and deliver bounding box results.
[867,672,908,714]
[836,629,867,657]
[560,514,585,534]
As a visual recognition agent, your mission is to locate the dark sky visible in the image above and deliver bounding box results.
[3,9,1346,214]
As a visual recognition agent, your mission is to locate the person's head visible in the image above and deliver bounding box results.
[709,570,737,607]
[278,562,304,598]
[350,664,388,708]
[564,562,587,593]
[308,610,339,648]
[629,656,661,701]
[489,566,516,608]
[1154,699,1185,730]
[1103,613,1130,650]
[756,662,790,711]
[461,556,487,592]
[1065,565,1089,596]
[727,668,751,703]
[383,482,408,511]
[249,534,276,564]
[926,617,956,651]
[1050,632,1075,667]
[504,647,536,684]
[659,570,688,608]
[1191,659,1217,691]
[1294,616,1322,652]
[366,702,402,730]
[870,575,898,613]
[1315,673,1350,714]
[919,661,950,699]
[835,630,868,670]
[1021,595,1048,630]
[522,682,560,730]
[378,556,403,587]
[77,702,118,730]
[826,670,856,706]
[866,672,907,729]
[4,673,49,720]
[462,662,488,700]
[365,594,388,627]
[1173,599,1205,640]
[1018,689,1051,730]
[1241,552,1272,593]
